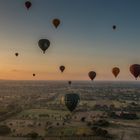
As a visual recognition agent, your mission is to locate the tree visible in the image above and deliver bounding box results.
[80,117,86,122]
[0,125,11,135]
[87,122,92,126]
[26,132,39,139]
[91,126,108,137]
[93,119,110,127]
[56,122,59,126]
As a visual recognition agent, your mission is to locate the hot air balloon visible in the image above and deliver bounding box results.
[52,18,60,28]
[64,93,80,112]
[38,39,50,54]
[130,64,140,80]
[112,25,116,30]
[33,73,36,77]
[25,1,32,10]
[68,81,72,85]
[88,71,96,81]
[60,65,65,73]
[15,53,19,57]
[112,67,120,78]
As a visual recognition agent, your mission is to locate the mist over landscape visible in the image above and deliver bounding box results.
[0,81,140,140]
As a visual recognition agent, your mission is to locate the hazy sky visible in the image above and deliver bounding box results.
[0,0,140,80]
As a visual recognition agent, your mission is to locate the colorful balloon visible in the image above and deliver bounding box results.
[64,93,80,112]
[60,65,65,73]
[130,64,140,79]
[112,67,120,78]
[88,71,96,81]
[53,19,60,28]
[25,1,32,10]
[38,39,50,54]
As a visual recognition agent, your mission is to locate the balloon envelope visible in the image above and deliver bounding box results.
[68,81,72,85]
[60,66,65,73]
[15,53,19,57]
[112,67,120,78]
[53,19,60,28]
[64,93,80,112]
[38,39,50,54]
[25,1,32,10]
[112,25,116,30]
[130,64,140,79]
[88,71,96,81]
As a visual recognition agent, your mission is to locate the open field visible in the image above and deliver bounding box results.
[0,108,139,140]
[0,81,140,140]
